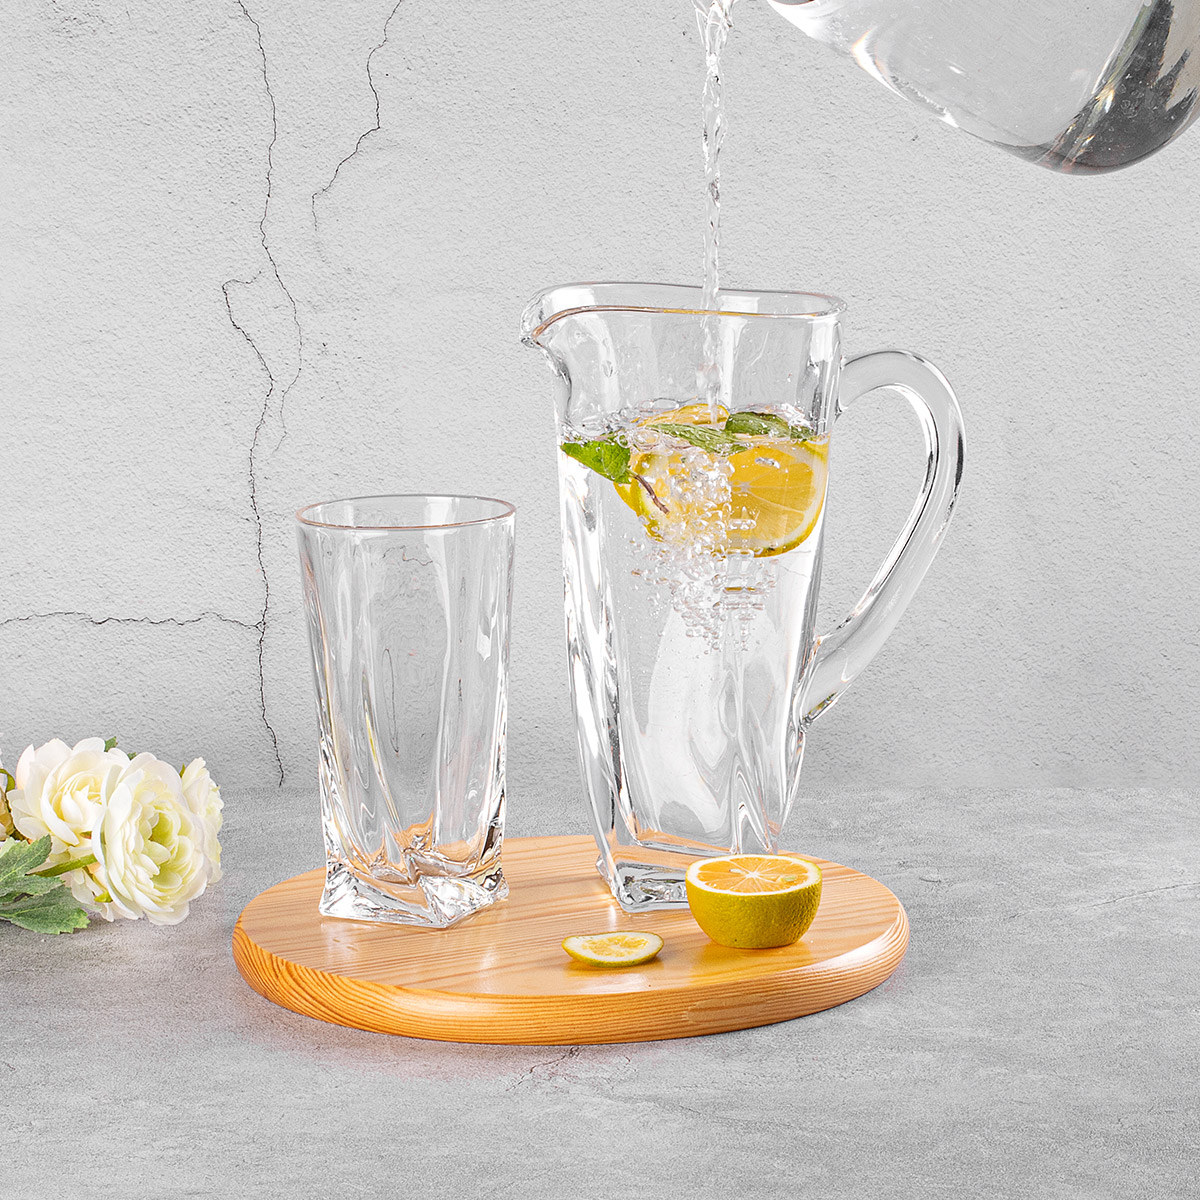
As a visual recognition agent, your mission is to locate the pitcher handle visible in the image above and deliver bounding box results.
[803,350,965,724]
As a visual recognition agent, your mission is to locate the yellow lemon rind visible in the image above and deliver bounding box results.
[685,855,823,950]
[561,932,665,968]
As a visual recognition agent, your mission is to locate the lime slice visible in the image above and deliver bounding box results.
[562,931,665,967]
[685,854,822,948]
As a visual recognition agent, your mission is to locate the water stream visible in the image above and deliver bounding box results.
[693,0,738,415]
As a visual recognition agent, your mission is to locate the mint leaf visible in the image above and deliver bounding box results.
[560,437,632,483]
[0,836,52,891]
[724,411,815,441]
[652,423,747,455]
[103,736,118,752]
[0,889,90,934]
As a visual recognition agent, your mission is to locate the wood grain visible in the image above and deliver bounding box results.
[232,835,908,1044]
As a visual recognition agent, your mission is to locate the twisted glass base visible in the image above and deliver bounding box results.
[319,860,507,929]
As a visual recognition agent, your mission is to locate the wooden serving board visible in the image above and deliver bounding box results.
[232,835,908,1044]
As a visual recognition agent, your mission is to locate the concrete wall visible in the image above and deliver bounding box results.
[4,0,1198,826]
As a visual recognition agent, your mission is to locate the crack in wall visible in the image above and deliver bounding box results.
[221,273,285,784]
[223,0,307,787]
[310,0,405,227]
[0,610,259,633]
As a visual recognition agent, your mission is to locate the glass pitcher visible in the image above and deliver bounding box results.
[767,0,1200,172]
[522,283,964,910]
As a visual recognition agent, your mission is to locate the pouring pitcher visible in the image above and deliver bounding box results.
[766,0,1200,173]
[522,283,964,910]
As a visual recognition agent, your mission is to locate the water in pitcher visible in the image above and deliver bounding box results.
[557,397,830,906]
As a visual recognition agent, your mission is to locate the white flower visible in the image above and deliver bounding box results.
[180,757,223,883]
[6,739,220,924]
[89,754,210,926]
[9,737,128,857]
[8,738,129,909]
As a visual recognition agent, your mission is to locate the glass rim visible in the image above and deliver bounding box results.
[523,280,847,342]
[295,494,516,532]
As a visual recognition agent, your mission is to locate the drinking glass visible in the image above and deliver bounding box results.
[296,495,515,927]
[522,283,964,910]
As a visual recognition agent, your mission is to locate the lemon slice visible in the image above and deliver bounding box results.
[612,406,828,557]
[685,854,822,948]
[641,402,729,427]
[725,438,828,556]
[562,931,664,967]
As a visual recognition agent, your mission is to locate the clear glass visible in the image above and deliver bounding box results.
[296,495,515,927]
[767,0,1200,172]
[522,283,964,910]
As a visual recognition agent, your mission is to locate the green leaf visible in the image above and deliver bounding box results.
[1,873,65,897]
[103,736,118,752]
[560,437,632,483]
[724,411,816,441]
[0,837,91,932]
[0,889,66,914]
[0,836,52,891]
[652,423,747,455]
[0,888,89,934]
[1,768,14,792]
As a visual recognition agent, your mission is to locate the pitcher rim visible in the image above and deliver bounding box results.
[523,281,847,342]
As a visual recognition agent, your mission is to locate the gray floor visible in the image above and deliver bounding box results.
[3,786,1196,1199]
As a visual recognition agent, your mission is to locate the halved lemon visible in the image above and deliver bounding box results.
[562,931,665,967]
[685,854,822,948]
